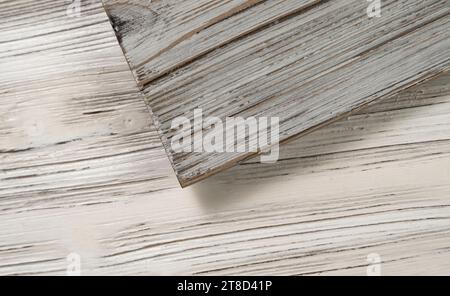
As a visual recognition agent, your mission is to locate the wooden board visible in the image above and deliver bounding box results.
[103,0,450,186]
[1,0,450,276]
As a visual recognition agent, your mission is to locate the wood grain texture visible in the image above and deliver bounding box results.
[103,0,450,186]
[0,0,178,212]
[1,0,450,275]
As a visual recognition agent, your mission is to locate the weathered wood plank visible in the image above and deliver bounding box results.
[1,0,450,276]
[103,0,319,83]
[104,0,450,186]
[0,0,178,212]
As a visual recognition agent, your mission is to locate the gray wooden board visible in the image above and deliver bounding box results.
[103,0,450,186]
[1,0,450,275]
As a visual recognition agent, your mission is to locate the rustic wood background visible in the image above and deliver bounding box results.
[1,0,450,275]
[103,0,450,186]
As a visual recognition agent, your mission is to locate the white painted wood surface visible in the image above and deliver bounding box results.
[104,0,450,186]
[1,0,450,275]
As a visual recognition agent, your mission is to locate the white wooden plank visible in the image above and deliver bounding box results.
[104,0,450,186]
[1,0,450,276]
